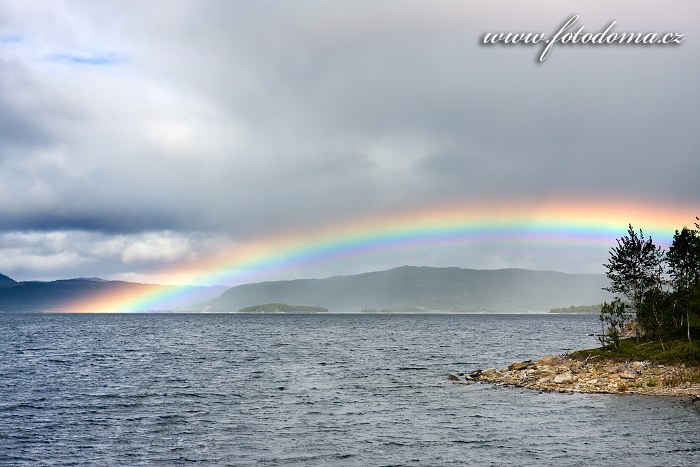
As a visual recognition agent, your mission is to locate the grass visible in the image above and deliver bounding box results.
[570,335,700,366]
[662,367,700,387]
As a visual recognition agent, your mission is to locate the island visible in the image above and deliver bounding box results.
[238,303,328,313]
[548,304,601,314]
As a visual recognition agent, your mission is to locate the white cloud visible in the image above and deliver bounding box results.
[121,232,193,264]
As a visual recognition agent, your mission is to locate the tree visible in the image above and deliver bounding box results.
[598,298,629,350]
[603,224,665,343]
[637,288,673,348]
[667,222,700,342]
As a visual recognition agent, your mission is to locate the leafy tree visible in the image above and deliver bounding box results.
[598,298,629,350]
[637,288,674,348]
[603,224,665,343]
[667,221,700,342]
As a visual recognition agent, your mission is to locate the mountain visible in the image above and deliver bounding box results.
[73,277,109,282]
[0,272,16,285]
[207,266,614,313]
[0,277,228,312]
[0,266,614,313]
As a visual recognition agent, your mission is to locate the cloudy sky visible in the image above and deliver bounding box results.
[1,1,698,285]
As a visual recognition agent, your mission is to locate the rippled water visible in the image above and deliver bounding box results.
[1,313,698,466]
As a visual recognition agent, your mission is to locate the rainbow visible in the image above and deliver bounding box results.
[69,199,697,312]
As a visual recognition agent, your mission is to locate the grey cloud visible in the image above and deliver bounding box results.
[0,1,698,281]
[0,65,54,149]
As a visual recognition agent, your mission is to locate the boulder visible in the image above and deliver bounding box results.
[465,370,482,380]
[508,361,532,371]
[448,374,461,381]
[619,372,637,380]
[529,368,556,378]
[553,372,574,384]
[535,355,566,366]
[481,368,498,376]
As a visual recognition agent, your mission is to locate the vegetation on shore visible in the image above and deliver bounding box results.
[591,217,700,366]
[549,304,601,314]
[451,217,700,397]
[238,303,328,313]
[571,336,700,366]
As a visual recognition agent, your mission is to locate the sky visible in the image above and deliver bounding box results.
[0,1,698,286]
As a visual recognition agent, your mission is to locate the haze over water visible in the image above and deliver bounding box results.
[1,313,698,465]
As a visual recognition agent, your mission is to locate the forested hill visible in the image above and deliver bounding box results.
[207,266,613,313]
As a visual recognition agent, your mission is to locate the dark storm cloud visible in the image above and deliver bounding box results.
[0,209,179,234]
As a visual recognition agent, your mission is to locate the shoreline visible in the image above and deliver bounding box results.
[450,354,700,399]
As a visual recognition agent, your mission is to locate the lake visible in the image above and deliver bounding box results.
[1,313,698,465]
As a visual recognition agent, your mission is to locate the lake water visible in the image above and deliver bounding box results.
[1,313,698,466]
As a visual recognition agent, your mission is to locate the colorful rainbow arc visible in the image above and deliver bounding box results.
[68,201,697,312]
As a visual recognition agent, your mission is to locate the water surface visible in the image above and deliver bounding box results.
[1,313,698,465]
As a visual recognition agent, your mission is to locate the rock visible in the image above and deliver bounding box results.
[508,361,531,371]
[553,372,573,384]
[529,368,556,378]
[471,355,700,397]
[465,370,482,380]
[520,373,536,383]
[535,355,565,366]
[448,374,461,381]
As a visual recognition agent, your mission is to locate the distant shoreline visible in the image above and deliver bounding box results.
[548,304,601,314]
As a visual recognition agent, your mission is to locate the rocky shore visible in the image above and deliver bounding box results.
[450,354,700,399]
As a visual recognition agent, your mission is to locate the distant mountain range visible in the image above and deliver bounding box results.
[0,272,16,285]
[0,266,614,313]
[0,275,227,312]
[204,266,613,313]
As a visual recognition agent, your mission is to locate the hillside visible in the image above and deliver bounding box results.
[0,276,228,312]
[0,272,16,285]
[207,266,613,313]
